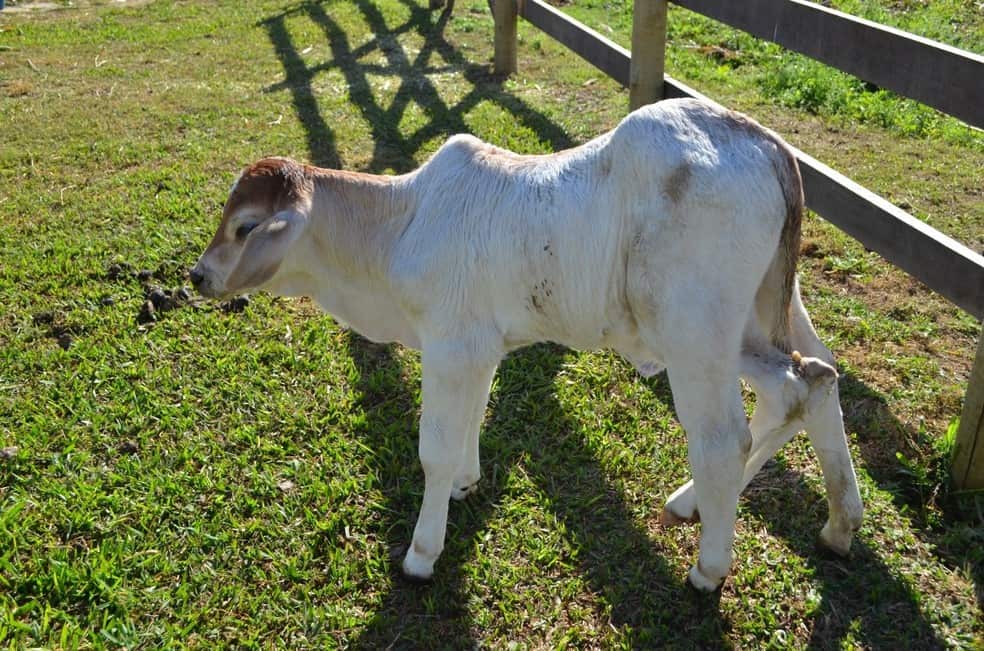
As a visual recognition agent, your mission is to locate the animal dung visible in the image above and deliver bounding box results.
[146,286,173,311]
[32,310,83,349]
[117,440,140,455]
[105,261,132,281]
[222,296,250,313]
[32,311,56,326]
[137,284,197,324]
[137,299,157,324]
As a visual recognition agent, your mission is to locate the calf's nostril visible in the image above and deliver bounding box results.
[188,268,204,287]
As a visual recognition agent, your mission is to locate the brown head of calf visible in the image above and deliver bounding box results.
[190,157,312,298]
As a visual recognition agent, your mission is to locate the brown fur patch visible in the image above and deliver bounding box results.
[772,140,804,349]
[202,157,314,256]
[225,157,312,223]
[312,168,403,224]
[664,163,692,203]
[598,152,613,178]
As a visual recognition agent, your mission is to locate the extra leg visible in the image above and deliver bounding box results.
[662,287,862,557]
[788,289,863,555]
[662,346,838,525]
[402,342,498,581]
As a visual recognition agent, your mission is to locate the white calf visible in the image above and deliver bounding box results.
[190,98,863,591]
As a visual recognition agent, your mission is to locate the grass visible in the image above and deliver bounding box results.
[1,0,982,648]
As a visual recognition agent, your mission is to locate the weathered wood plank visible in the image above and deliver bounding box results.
[493,0,518,75]
[953,336,984,490]
[797,154,984,319]
[629,0,669,110]
[518,0,631,85]
[671,0,984,129]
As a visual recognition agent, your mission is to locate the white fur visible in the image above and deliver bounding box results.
[192,98,862,590]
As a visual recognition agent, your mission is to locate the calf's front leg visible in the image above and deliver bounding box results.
[402,344,498,581]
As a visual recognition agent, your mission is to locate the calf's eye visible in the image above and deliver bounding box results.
[235,223,257,241]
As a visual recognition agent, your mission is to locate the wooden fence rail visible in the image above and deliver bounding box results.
[673,0,984,129]
[490,0,984,489]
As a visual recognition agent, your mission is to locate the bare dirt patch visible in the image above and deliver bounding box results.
[1,0,154,13]
[1,79,34,96]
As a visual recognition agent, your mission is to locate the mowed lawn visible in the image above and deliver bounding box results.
[0,0,982,648]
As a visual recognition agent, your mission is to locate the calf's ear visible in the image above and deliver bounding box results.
[224,209,306,293]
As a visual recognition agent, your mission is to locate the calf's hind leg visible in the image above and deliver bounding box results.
[663,292,862,556]
[664,354,752,591]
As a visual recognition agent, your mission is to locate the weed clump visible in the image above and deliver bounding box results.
[758,56,981,147]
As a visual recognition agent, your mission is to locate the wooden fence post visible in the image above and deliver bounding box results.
[952,334,984,490]
[493,0,518,75]
[629,0,668,110]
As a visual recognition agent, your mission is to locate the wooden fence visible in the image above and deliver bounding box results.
[487,0,984,489]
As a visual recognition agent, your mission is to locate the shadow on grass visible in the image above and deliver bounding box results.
[837,371,984,610]
[261,0,572,173]
[345,339,730,648]
[259,0,969,646]
[340,334,483,646]
[743,460,952,650]
[486,346,729,646]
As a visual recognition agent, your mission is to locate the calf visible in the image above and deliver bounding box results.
[190,98,863,591]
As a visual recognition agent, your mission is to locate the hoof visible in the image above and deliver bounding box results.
[817,521,854,558]
[659,505,700,527]
[450,479,480,501]
[688,563,724,592]
[792,350,837,384]
[401,545,436,582]
[400,567,433,585]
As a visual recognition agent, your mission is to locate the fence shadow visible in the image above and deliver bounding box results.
[258,0,966,647]
[261,0,572,173]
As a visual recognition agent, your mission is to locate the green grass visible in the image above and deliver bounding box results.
[1,0,982,648]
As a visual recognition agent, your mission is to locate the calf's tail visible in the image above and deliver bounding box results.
[754,138,804,354]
